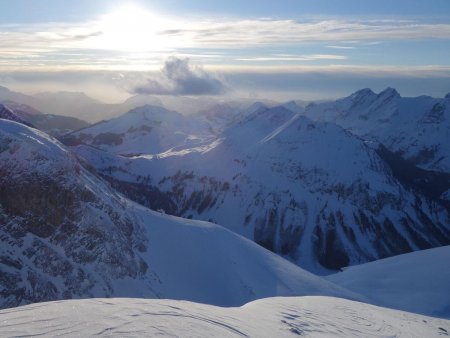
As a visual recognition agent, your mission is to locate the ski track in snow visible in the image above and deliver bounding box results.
[1,296,449,338]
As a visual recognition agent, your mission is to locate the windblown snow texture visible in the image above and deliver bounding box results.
[0,296,448,337]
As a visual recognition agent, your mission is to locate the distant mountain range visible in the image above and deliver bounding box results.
[56,89,449,274]
[0,85,276,123]
[303,87,450,172]
[0,101,89,136]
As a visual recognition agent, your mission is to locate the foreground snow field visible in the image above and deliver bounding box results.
[327,245,450,318]
[1,296,449,338]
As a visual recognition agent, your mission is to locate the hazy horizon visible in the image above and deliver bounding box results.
[0,0,449,103]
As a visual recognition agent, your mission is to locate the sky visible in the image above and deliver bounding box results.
[0,0,449,102]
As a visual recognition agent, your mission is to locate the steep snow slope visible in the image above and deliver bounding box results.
[72,106,450,274]
[304,88,450,172]
[63,105,213,155]
[328,245,450,318]
[1,297,448,337]
[0,119,358,309]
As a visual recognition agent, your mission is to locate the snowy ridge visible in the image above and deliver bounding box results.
[1,296,448,337]
[304,88,450,172]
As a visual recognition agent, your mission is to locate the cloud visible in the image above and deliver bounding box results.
[236,54,347,62]
[132,57,227,96]
[157,19,450,47]
[0,15,449,71]
[326,45,356,50]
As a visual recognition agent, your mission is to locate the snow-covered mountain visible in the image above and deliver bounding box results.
[1,296,448,337]
[126,94,219,115]
[0,85,280,123]
[328,245,450,318]
[0,118,358,309]
[72,104,450,274]
[194,101,269,133]
[303,88,450,172]
[62,105,214,155]
[282,99,307,114]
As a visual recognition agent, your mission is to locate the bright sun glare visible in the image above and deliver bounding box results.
[93,4,171,52]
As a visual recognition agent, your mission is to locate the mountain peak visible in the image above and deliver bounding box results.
[378,87,400,99]
[282,100,305,114]
[445,92,450,100]
[129,104,169,112]
[352,88,375,98]
[127,104,181,119]
[347,88,377,107]
[245,101,267,114]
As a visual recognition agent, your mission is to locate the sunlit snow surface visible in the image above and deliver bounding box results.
[1,296,449,338]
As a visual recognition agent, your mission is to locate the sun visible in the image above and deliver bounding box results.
[93,4,170,52]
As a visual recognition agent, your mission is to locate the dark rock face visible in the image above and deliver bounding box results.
[376,145,450,203]
[99,174,177,214]
[92,132,124,146]
[0,123,150,309]
[104,167,450,272]
[421,103,446,124]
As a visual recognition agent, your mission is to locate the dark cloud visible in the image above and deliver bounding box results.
[133,57,227,96]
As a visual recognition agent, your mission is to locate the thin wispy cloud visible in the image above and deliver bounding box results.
[0,2,449,100]
[158,19,450,47]
[0,16,449,69]
[213,64,450,77]
[236,54,347,62]
[326,46,356,50]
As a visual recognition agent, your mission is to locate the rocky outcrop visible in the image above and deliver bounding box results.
[0,120,149,308]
